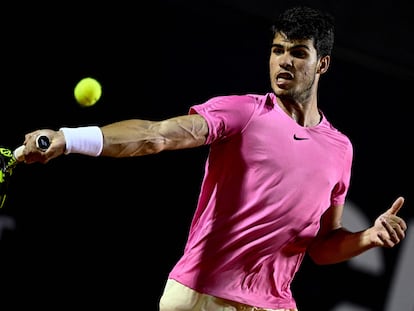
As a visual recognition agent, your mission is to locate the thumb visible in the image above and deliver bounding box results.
[386,196,405,215]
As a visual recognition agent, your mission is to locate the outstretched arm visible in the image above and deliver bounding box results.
[21,114,209,164]
[307,196,407,265]
[100,115,208,157]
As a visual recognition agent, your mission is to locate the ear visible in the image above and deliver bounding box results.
[317,55,330,74]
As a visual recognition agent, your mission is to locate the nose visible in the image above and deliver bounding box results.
[278,53,293,69]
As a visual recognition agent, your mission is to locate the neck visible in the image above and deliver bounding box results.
[276,96,321,127]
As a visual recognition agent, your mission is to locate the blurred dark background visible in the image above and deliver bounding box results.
[0,1,412,310]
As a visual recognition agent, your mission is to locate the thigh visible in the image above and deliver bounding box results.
[159,279,237,311]
[159,279,202,311]
[159,279,297,311]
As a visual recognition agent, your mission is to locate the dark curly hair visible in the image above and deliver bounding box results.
[271,6,335,58]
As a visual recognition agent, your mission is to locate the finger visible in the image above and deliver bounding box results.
[381,216,406,241]
[387,196,405,215]
[399,218,408,231]
[394,225,406,240]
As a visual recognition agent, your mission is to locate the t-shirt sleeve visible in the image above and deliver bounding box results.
[331,139,353,206]
[189,95,257,145]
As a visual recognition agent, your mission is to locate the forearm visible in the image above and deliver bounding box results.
[100,119,166,157]
[307,227,375,265]
[100,116,208,157]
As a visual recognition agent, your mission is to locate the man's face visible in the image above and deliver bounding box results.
[269,32,323,102]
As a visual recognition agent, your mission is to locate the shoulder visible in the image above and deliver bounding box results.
[191,92,274,112]
[319,113,353,153]
[189,93,274,143]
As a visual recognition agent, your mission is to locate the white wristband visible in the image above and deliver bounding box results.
[59,126,103,156]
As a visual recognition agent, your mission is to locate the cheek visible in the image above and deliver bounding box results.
[269,60,277,74]
[305,65,318,78]
[298,63,317,77]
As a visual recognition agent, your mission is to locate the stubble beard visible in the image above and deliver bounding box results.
[276,74,316,104]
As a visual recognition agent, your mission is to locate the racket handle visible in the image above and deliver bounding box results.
[13,135,50,162]
[13,145,25,162]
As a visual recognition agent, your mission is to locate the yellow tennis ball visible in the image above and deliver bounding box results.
[74,77,102,107]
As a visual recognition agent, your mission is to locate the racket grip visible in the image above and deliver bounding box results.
[13,135,50,162]
[13,146,25,162]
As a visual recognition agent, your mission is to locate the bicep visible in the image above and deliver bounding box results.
[309,205,344,246]
[317,204,344,237]
[307,204,345,262]
[158,114,208,150]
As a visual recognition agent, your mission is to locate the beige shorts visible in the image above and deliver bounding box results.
[159,279,298,311]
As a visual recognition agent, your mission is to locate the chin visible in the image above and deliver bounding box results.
[274,88,290,96]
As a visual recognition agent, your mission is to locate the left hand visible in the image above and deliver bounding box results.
[371,196,407,247]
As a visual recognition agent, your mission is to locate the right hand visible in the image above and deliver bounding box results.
[21,129,66,164]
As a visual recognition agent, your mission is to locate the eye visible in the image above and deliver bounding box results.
[291,50,308,59]
[272,46,284,55]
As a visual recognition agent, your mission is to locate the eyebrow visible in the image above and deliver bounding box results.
[271,43,310,51]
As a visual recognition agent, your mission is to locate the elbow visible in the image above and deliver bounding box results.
[307,247,346,265]
[307,248,326,265]
[307,243,341,265]
[307,252,329,265]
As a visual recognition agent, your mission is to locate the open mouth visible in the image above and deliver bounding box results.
[276,72,293,80]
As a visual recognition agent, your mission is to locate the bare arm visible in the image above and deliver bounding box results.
[100,114,208,157]
[308,196,407,265]
[21,114,209,163]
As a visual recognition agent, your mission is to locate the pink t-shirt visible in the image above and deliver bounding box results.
[169,93,353,309]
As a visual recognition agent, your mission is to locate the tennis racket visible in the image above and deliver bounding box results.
[0,135,50,208]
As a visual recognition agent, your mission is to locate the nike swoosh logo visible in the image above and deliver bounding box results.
[293,134,309,140]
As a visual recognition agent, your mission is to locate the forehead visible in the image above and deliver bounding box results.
[272,32,315,50]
